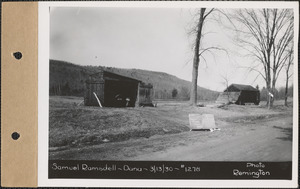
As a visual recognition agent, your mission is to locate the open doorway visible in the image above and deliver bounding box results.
[104,80,138,107]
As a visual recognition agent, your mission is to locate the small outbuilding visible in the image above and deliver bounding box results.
[84,70,153,107]
[216,84,260,105]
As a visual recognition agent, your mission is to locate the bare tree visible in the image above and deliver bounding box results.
[227,9,294,108]
[284,45,294,106]
[220,74,230,103]
[189,8,228,106]
[190,8,208,105]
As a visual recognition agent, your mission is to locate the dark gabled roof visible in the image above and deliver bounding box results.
[89,70,141,83]
[224,84,258,92]
[103,71,141,83]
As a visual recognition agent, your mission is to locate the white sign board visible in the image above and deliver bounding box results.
[189,114,216,129]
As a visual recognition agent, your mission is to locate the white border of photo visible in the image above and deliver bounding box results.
[38,1,299,187]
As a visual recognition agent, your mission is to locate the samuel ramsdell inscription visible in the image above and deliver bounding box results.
[51,163,201,173]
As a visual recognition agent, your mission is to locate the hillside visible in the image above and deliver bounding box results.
[49,59,219,101]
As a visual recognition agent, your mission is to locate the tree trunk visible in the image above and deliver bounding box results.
[58,84,61,96]
[190,8,206,106]
[270,70,277,107]
[284,69,289,106]
[265,64,272,109]
[266,81,271,109]
[285,50,293,106]
[190,58,199,105]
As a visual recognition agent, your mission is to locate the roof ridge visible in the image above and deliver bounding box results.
[226,83,258,92]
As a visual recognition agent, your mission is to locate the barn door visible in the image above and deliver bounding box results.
[138,84,153,106]
[92,83,104,105]
[85,82,104,106]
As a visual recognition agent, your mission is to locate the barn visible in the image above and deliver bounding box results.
[216,84,260,105]
[84,70,153,107]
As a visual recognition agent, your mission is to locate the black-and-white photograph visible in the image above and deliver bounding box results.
[46,4,296,181]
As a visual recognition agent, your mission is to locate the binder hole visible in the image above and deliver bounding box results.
[11,132,20,140]
[13,52,22,60]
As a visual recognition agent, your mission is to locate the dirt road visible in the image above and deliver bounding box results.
[50,111,293,161]
[133,115,292,161]
[49,97,293,161]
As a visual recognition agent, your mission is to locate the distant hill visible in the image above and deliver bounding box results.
[49,59,219,101]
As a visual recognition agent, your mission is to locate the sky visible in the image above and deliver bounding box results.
[50,7,293,91]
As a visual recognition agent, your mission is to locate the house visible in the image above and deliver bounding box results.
[84,70,153,107]
[216,84,260,105]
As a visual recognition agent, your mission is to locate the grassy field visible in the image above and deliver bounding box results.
[49,96,192,149]
[49,96,293,161]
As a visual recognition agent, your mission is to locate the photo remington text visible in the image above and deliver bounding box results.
[233,162,271,178]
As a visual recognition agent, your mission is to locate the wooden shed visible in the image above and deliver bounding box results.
[84,70,154,107]
[216,84,260,105]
